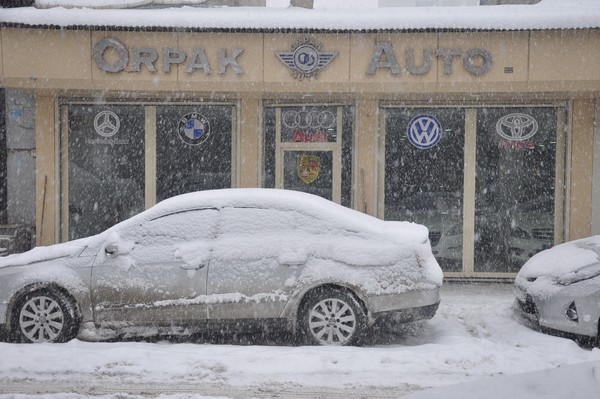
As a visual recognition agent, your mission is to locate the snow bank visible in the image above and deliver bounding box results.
[1,0,599,31]
[404,360,600,399]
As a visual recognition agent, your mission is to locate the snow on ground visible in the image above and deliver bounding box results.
[0,283,598,398]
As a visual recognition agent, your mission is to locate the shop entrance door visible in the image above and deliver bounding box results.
[274,106,344,203]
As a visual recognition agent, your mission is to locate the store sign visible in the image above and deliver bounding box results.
[87,110,129,145]
[407,115,442,150]
[367,42,493,76]
[284,109,335,142]
[93,38,244,75]
[178,113,211,146]
[276,38,337,80]
[496,113,538,149]
[298,155,321,184]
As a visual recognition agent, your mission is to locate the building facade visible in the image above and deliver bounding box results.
[0,6,599,279]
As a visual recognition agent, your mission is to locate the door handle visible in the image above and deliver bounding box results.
[179,263,205,270]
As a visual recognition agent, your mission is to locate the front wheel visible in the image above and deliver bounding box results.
[12,288,79,343]
[299,289,366,346]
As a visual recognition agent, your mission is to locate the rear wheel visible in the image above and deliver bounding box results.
[12,288,79,343]
[299,289,366,346]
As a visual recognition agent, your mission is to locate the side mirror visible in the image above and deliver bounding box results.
[104,242,119,257]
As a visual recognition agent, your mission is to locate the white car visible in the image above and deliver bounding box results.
[514,235,600,345]
[0,189,442,346]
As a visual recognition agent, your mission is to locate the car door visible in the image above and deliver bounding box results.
[206,206,312,320]
[91,208,219,325]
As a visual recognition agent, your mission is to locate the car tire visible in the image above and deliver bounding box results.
[11,288,79,343]
[299,288,366,346]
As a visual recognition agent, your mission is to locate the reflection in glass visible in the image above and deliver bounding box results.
[67,105,145,240]
[384,108,465,272]
[156,105,232,201]
[283,151,333,201]
[474,107,557,273]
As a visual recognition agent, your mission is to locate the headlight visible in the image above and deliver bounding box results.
[558,263,600,285]
[510,227,531,239]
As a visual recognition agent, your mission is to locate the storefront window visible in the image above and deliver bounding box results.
[474,107,557,273]
[64,102,234,241]
[156,105,232,201]
[263,104,353,207]
[384,108,465,272]
[66,105,145,240]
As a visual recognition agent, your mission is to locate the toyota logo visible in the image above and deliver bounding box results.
[496,113,538,141]
[93,111,120,138]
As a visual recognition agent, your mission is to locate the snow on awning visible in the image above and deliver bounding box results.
[0,0,599,32]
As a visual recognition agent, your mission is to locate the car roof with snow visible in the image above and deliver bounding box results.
[517,235,600,278]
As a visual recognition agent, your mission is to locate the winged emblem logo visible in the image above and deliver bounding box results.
[276,38,337,80]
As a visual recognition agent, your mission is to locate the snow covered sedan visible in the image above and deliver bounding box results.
[514,236,600,344]
[0,189,442,346]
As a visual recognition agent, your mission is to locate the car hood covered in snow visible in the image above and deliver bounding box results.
[516,235,600,280]
[0,238,98,269]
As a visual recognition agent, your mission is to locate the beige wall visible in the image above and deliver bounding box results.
[1,27,598,244]
[1,28,599,94]
[569,99,596,240]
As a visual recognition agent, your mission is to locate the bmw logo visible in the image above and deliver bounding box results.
[407,114,442,150]
[177,112,211,146]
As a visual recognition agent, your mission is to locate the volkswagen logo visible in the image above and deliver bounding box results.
[93,111,120,137]
[496,113,538,141]
[407,115,442,150]
[282,110,336,130]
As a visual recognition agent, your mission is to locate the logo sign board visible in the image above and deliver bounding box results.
[496,113,538,149]
[407,115,442,150]
[298,155,321,184]
[178,112,211,146]
[283,109,336,143]
[277,38,337,80]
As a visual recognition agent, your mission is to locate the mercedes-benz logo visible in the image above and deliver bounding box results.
[94,111,121,138]
[496,113,538,141]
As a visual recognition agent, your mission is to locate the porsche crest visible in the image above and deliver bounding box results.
[298,155,321,184]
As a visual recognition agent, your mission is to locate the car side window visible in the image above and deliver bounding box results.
[219,207,331,235]
[121,208,220,246]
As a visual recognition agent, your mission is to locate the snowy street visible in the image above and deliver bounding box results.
[1,283,598,398]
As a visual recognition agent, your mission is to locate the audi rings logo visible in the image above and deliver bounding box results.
[94,111,120,137]
[178,112,210,146]
[282,110,336,130]
[407,115,442,150]
[496,113,538,141]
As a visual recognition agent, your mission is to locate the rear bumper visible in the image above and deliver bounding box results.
[366,287,440,315]
[373,301,440,326]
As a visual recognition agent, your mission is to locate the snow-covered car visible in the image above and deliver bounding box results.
[0,189,442,346]
[514,236,600,344]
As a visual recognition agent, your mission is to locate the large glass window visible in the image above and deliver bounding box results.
[156,105,232,201]
[383,105,563,276]
[66,105,145,240]
[63,102,234,241]
[474,107,558,273]
[384,108,465,272]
